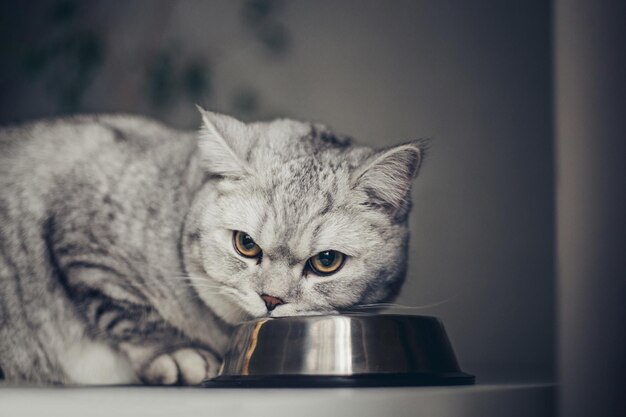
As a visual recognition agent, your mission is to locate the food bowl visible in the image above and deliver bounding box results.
[203,314,474,387]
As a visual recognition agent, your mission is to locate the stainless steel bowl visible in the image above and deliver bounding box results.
[206,314,474,387]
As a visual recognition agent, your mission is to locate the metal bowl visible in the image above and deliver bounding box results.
[205,314,474,387]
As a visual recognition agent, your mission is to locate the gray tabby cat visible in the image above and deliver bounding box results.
[0,108,424,385]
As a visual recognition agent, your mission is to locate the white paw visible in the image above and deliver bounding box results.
[140,348,219,385]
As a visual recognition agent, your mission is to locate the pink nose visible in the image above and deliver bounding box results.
[261,294,284,311]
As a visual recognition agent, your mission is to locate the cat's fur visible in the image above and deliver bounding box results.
[0,109,424,385]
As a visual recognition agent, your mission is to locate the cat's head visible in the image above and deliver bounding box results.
[183,109,424,323]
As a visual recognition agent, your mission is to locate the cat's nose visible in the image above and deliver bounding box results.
[260,294,284,311]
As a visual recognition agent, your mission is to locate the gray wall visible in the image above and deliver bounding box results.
[0,0,554,381]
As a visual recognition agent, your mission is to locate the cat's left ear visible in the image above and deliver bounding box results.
[351,140,426,219]
[197,106,253,178]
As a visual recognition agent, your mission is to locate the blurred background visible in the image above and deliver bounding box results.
[0,0,555,383]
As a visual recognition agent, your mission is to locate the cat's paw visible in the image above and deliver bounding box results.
[140,348,219,385]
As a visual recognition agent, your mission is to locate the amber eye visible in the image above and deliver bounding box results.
[308,250,346,276]
[233,231,262,258]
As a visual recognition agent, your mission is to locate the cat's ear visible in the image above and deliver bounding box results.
[351,140,426,218]
[196,106,253,178]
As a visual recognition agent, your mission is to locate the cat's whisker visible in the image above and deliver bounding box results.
[163,276,229,289]
[166,282,227,291]
[164,276,213,283]
[163,275,242,295]
[193,286,235,293]
[188,283,230,291]
[180,282,227,288]
[347,295,458,311]
[195,287,240,296]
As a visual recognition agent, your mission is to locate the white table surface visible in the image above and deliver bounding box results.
[0,382,555,417]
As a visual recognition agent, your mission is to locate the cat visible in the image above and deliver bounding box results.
[0,108,425,385]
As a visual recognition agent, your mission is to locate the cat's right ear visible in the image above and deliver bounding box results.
[197,106,253,178]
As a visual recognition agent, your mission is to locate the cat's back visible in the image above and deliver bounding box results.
[1,114,187,172]
[0,114,195,199]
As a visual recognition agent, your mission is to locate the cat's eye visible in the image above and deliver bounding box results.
[308,250,345,276]
[233,231,262,258]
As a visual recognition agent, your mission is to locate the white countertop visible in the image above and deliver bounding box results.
[0,382,555,417]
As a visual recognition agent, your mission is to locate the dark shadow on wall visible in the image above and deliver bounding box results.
[0,0,291,124]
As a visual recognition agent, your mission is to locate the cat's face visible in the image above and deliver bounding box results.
[183,110,423,323]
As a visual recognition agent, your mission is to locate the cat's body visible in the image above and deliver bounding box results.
[0,111,424,385]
